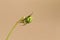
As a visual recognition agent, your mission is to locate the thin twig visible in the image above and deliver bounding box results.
[6,20,19,40]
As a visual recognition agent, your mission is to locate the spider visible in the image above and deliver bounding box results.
[19,12,33,25]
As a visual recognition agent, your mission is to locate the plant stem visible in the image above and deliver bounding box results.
[6,20,19,40]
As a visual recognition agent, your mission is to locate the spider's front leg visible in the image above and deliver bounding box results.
[18,17,25,23]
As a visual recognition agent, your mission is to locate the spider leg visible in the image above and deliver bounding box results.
[18,17,25,23]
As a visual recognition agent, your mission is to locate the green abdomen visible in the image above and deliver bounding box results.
[25,17,32,23]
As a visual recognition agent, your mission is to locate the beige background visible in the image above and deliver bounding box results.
[0,0,60,40]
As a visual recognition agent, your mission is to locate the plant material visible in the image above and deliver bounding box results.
[5,13,33,40]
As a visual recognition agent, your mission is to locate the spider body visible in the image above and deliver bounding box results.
[19,13,32,25]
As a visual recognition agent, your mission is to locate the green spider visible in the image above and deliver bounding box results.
[19,13,33,25]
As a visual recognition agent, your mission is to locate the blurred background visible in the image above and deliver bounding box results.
[0,0,60,40]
